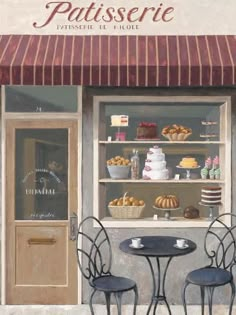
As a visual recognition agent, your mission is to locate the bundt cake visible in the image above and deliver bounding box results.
[155,195,179,209]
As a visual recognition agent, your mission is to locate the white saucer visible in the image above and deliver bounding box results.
[173,243,189,249]
[129,244,144,249]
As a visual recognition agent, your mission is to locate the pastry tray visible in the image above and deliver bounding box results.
[200,134,218,138]
[199,202,222,207]
[176,165,201,170]
[134,138,160,141]
[153,206,181,211]
[201,121,218,125]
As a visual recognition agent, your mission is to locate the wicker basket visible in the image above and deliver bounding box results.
[108,192,145,219]
[162,132,192,141]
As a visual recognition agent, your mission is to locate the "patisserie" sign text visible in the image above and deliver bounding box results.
[33,1,175,28]
[1,0,236,35]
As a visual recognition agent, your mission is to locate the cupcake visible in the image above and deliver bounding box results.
[209,167,215,180]
[213,155,219,167]
[205,156,212,169]
[213,156,220,180]
[201,167,208,179]
[214,167,221,180]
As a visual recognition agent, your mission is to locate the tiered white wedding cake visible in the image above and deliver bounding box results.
[142,146,169,180]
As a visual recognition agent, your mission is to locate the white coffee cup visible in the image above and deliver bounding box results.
[176,239,187,248]
[131,238,142,248]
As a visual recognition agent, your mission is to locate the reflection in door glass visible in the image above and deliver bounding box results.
[15,129,68,220]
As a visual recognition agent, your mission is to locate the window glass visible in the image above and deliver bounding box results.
[5,86,78,112]
[15,129,68,220]
[103,102,222,220]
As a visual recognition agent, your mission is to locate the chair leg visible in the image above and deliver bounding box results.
[181,280,190,315]
[133,285,138,315]
[206,287,215,315]
[89,289,96,315]
[229,280,235,315]
[104,292,111,315]
[200,286,205,315]
[115,292,123,315]
[152,301,159,315]
[164,299,172,315]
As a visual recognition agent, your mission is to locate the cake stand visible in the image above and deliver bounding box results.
[200,134,218,141]
[176,165,201,180]
[110,125,128,141]
[200,121,218,141]
[199,202,222,221]
[153,205,181,220]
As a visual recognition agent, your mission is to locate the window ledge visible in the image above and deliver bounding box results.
[95,217,222,228]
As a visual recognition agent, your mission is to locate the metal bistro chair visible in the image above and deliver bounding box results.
[76,216,138,315]
[182,213,236,315]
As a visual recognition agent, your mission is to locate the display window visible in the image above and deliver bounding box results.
[93,95,231,227]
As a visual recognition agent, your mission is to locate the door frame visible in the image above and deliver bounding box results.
[0,86,83,305]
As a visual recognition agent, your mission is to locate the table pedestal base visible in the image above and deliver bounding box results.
[146,256,173,315]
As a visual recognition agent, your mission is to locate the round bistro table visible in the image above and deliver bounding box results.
[119,236,197,315]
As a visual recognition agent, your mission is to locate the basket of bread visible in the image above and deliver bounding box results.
[107,155,131,179]
[108,192,145,219]
[161,124,192,141]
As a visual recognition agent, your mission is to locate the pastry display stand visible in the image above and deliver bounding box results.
[176,165,201,180]
[199,202,222,221]
[200,121,218,141]
[134,137,160,141]
[110,125,128,141]
[153,206,181,220]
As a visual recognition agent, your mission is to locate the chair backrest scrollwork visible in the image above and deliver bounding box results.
[204,213,236,270]
[76,216,112,283]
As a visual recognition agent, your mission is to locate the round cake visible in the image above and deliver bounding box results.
[136,122,158,139]
[179,157,198,168]
[111,115,129,126]
[155,195,179,209]
[142,146,169,180]
[201,186,222,205]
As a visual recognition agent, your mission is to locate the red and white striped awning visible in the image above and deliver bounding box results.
[0,35,236,86]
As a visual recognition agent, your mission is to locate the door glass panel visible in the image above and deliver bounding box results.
[15,129,68,220]
[5,86,78,112]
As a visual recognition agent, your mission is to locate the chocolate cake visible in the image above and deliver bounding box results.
[201,186,222,205]
[136,122,158,139]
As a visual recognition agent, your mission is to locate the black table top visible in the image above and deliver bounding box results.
[119,236,196,258]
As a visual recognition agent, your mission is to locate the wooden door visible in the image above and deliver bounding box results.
[5,120,78,304]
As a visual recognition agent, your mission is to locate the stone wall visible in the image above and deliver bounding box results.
[82,86,236,305]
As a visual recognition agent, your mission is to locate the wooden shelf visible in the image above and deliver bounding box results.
[96,216,224,228]
[99,141,224,144]
[99,178,225,184]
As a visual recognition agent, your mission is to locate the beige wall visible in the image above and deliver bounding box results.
[1,0,236,35]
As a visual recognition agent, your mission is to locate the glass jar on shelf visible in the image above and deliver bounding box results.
[131,149,140,179]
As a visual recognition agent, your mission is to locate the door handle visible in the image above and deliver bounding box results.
[28,238,56,245]
[70,212,78,241]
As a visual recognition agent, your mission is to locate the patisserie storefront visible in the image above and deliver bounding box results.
[0,0,236,312]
